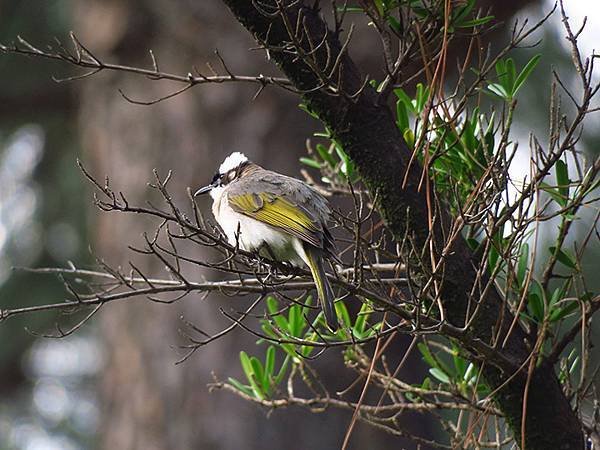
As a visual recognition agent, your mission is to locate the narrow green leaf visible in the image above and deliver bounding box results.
[549,286,564,308]
[517,243,529,286]
[420,377,431,391]
[335,301,352,328]
[569,356,580,374]
[239,351,254,380]
[540,182,567,206]
[393,87,416,114]
[240,351,265,399]
[457,15,494,28]
[265,346,275,378]
[549,246,577,269]
[429,368,451,384]
[315,144,337,167]
[387,14,402,34]
[266,296,278,314]
[298,103,319,119]
[527,293,544,322]
[549,300,579,322]
[288,304,299,337]
[354,302,372,334]
[250,357,264,386]
[227,377,254,397]
[555,160,570,203]
[301,295,313,318]
[513,54,542,96]
[415,83,430,113]
[418,343,437,368]
[495,60,507,87]
[299,157,321,169]
[486,83,509,100]
[396,99,409,131]
[463,363,476,383]
[505,58,516,95]
[452,352,466,377]
[274,355,290,385]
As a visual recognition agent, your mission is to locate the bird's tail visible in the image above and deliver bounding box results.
[304,247,337,331]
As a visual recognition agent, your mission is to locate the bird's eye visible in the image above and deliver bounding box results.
[211,172,220,185]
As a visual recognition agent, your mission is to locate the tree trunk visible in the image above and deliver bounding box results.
[218,1,584,448]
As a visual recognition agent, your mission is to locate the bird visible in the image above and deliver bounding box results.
[195,151,338,330]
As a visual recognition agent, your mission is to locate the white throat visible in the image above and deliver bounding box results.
[209,184,225,202]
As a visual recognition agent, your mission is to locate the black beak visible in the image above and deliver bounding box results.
[194,184,214,196]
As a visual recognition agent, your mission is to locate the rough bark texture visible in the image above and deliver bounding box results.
[219,1,585,448]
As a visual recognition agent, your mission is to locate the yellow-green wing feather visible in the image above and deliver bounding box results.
[228,192,323,248]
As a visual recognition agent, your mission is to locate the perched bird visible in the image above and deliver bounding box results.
[195,152,338,330]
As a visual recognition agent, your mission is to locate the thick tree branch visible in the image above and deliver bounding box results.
[218,1,584,448]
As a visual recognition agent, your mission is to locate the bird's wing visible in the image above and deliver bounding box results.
[227,191,324,248]
[227,172,327,249]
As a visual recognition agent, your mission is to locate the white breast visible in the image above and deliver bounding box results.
[211,188,306,267]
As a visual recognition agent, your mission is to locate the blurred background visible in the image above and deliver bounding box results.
[0,1,598,449]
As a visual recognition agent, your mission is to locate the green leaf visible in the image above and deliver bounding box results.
[569,355,580,374]
[555,159,570,204]
[527,293,544,322]
[250,357,265,386]
[549,286,564,308]
[484,130,495,156]
[466,238,480,251]
[239,351,265,399]
[513,54,542,96]
[298,102,319,119]
[549,300,579,322]
[452,350,466,377]
[486,83,509,100]
[418,342,437,368]
[403,128,415,148]
[335,301,352,328]
[517,243,529,286]
[227,377,254,397]
[265,346,275,378]
[393,87,417,114]
[415,83,430,113]
[540,182,567,206]
[495,60,507,88]
[302,295,313,317]
[335,146,355,180]
[396,99,409,131]
[505,59,516,94]
[353,302,372,335]
[457,15,494,28]
[429,367,451,384]
[387,14,402,34]
[240,351,254,380]
[549,246,577,269]
[315,144,337,167]
[463,363,476,383]
[299,157,321,169]
[488,245,500,273]
[274,355,290,385]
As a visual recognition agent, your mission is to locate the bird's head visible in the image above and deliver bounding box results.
[194,151,249,199]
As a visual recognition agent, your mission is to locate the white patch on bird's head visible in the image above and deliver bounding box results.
[219,152,248,175]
